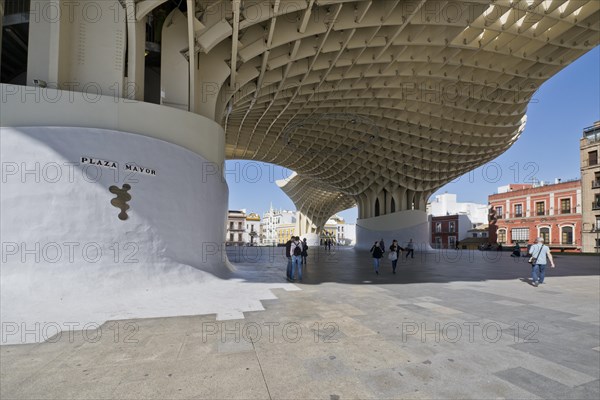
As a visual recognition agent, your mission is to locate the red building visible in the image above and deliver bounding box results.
[431,214,473,249]
[488,180,582,252]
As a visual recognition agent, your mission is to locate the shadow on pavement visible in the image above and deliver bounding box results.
[227,246,600,286]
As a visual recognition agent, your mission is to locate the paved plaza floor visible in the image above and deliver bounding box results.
[2,247,599,399]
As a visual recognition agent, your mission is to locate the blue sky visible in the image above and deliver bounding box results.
[227,46,600,223]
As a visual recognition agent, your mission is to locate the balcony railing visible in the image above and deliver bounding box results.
[593,202,600,211]
[592,180,600,189]
[559,208,576,214]
[433,230,457,234]
[583,125,600,144]
[503,209,581,219]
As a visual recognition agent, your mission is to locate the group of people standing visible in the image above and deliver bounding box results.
[369,238,414,275]
[285,236,308,282]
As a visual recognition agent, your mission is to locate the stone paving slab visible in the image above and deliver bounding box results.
[1,248,598,399]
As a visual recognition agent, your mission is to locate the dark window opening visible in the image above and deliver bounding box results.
[514,204,523,217]
[540,227,550,244]
[1,0,30,85]
[560,198,571,214]
[536,202,545,216]
[561,227,573,245]
[589,150,598,166]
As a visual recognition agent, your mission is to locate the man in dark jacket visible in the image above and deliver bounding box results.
[285,237,293,280]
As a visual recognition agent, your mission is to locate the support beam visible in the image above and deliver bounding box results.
[0,0,4,72]
[354,1,371,24]
[136,0,168,21]
[230,0,241,88]
[186,0,196,112]
[27,0,61,87]
[126,0,146,100]
[298,0,315,34]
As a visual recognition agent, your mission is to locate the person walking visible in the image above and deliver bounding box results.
[511,242,521,257]
[291,236,303,282]
[379,238,385,252]
[285,236,293,280]
[370,241,384,274]
[405,239,414,259]
[301,237,309,265]
[528,237,555,287]
[389,240,400,274]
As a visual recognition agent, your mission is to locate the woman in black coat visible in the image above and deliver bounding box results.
[301,238,309,265]
[370,241,384,274]
[389,240,400,274]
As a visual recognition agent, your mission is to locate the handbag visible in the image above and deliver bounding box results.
[388,251,397,261]
[528,245,544,264]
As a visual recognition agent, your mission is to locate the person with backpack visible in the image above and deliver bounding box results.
[301,238,309,265]
[285,237,293,280]
[370,241,384,274]
[388,239,400,274]
[291,236,303,282]
[528,237,555,287]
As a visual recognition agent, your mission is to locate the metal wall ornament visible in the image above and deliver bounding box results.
[109,184,132,220]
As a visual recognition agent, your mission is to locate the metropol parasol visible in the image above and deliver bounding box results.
[1,0,598,276]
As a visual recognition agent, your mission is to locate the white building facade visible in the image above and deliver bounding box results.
[226,210,247,246]
[260,205,296,246]
[428,193,488,226]
[245,213,261,246]
[337,223,356,246]
[226,210,261,246]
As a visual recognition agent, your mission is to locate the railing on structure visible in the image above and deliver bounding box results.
[583,124,600,143]
[3,0,29,15]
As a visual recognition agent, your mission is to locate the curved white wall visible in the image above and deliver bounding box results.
[355,210,431,251]
[304,233,320,247]
[1,126,228,272]
[0,84,225,165]
[0,125,237,343]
